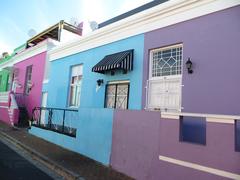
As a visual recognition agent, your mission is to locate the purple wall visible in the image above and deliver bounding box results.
[14,51,46,116]
[111,110,240,180]
[143,6,240,115]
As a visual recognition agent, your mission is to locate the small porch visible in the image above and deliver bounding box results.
[31,107,78,137]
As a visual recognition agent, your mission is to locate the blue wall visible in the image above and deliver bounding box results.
[29,108,114,165]
[46,34,144,110]
[37,34,144,165]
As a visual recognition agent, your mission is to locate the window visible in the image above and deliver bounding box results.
[147,45,183,112]
[24,65,33,94]
[180,116,206,145]
[105,82,129,109]
[151,46,182,77]
[69,65,82,107]
[236,120,240,152]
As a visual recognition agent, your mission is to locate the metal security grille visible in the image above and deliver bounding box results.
[105,83,129,109]
[152,46,182,77]
[147,44,183,112]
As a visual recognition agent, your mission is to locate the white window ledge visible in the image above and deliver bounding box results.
[161,112,240,124]
[43,79,49,84]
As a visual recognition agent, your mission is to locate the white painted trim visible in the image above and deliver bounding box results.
[43,79,49,84]
[0,39,55,71]
[161,114,179,120]
[161,112,240,120]
[206,117,234,124]
[49,0,240,61]
[159,155,240,179]
[161,112,239,124]
[0,106,8,109]
[108,80,130,84]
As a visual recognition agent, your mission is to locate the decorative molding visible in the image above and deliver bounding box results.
[159,155,240,179]
[206,117,235,124]
[0,39,54,71]
[49,0,240,61]
[161,114,179,120]
[161,112,239,124]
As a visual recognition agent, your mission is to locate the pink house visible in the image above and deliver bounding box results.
[0,21,82,126]
[13,50,47,121]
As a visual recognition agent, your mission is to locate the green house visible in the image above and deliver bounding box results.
[0,44,26,92]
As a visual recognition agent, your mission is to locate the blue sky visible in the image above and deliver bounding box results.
[0,0,151,54]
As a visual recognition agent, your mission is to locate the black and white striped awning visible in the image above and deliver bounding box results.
[92,49,134,74]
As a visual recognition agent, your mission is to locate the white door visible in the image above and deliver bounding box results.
[41,92,48,124]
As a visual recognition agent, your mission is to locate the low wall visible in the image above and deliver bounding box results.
[29,108,114,165]
[0,105,11,125]
[111,110,240,180]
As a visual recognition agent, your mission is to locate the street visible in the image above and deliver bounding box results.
[0,140,53,180]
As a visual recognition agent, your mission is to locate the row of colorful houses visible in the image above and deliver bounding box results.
[0,0,240,179]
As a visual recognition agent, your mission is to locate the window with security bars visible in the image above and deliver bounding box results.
[105,83,129,109]
[24,65,33,94]
[69,65,83,107]
[147,45,183,112]
[151,46,182,77]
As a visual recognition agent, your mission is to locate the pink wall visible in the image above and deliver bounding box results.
[14,51,46,116]
[0,101,19,125]
[0,104,11,124]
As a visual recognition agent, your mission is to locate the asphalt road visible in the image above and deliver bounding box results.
[0,141,53,180]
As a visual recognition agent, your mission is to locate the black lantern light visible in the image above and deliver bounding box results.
[186,58,193,74]
[97,79,104,86]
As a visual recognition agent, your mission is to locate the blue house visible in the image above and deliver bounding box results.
[29,0,240,179]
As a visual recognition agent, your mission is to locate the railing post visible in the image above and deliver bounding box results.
[39,107,42,126]
[48,109,53,129]
[62,110,66,132]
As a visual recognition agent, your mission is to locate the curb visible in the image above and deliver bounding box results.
[0,130,83,180]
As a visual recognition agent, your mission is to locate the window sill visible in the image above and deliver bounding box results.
[68,106,79,110]
[161,112,238,124]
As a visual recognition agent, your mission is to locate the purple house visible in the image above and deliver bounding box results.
[110,1,240,180]
[6,1,239,180]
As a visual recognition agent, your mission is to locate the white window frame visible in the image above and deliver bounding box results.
[147,44,183,112]
[68,64,83,108]
[24,65,33,95]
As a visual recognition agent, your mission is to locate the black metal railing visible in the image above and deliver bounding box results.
[31,107,78,137]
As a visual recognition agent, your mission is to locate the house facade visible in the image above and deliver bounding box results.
[1,0,239,179]
[0,21,82,126]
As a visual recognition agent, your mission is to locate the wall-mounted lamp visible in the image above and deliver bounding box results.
[97,79,104,86]
[186,58,193,74]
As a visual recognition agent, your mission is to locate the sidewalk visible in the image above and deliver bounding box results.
[0,121,132,180]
